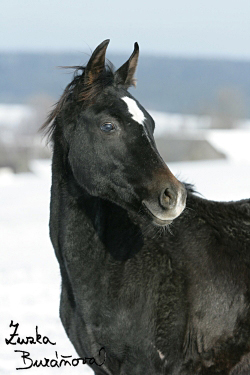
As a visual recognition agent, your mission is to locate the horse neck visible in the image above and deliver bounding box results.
[51,139,144,261]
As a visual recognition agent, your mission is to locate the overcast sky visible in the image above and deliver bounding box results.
[1,0,250,59]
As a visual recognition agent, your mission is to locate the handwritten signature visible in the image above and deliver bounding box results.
[5,321,106,370]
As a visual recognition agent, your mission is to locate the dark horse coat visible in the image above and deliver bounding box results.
[43,40,250,374]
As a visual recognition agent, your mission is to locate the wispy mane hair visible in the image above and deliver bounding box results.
[40,62,115,142]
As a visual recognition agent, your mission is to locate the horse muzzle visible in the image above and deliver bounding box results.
[142,180,187,226]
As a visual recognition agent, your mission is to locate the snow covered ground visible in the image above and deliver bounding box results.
[1,131,250,374]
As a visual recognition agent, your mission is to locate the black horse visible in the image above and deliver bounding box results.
[43,40,250,374]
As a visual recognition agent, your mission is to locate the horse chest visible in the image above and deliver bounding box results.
[62,223,187,370]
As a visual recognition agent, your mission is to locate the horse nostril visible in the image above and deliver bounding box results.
[160,187,175,209]
[163,189,171,203]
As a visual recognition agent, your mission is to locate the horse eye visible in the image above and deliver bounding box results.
[100,122,115,132]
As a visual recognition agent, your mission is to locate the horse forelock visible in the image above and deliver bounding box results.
[40,62,115,143]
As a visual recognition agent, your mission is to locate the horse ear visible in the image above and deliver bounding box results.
[84,39,110,86]
[114,42,139,88]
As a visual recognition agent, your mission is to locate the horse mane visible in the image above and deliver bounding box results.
[40,62,115,142]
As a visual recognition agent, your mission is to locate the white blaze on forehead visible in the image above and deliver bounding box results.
[121,96,145,125]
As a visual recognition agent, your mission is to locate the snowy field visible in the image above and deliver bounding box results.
[1,131,250,374]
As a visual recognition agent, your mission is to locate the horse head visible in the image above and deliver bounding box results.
[44,40,186,226]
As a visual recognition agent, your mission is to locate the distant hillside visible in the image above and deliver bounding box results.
[1,52,250,117]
